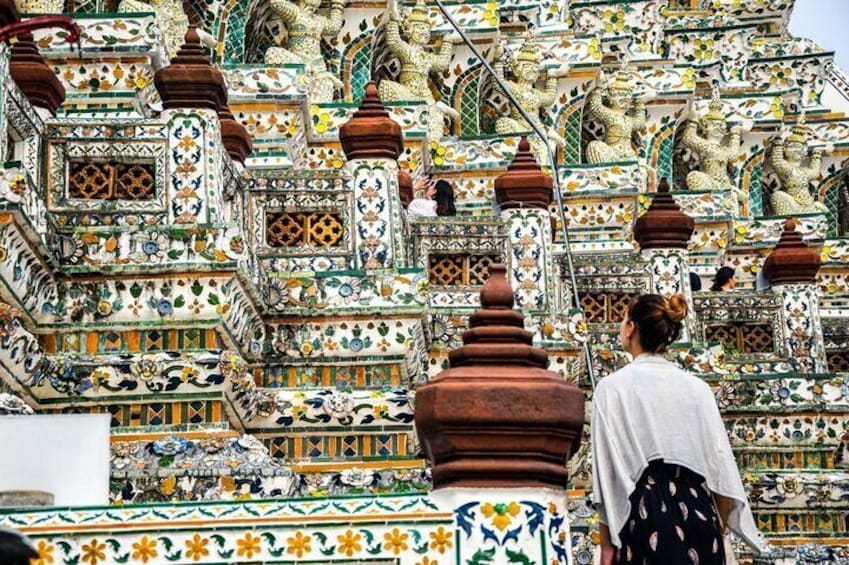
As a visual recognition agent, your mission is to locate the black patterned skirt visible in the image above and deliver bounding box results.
[614,460,725,565]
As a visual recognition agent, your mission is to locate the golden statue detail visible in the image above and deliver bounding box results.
[493,37,567,148]
[266,0,346,103]
[379,0,462,140]
[681,85,747,203]
[770,112,829,216]
[585,69,647,164]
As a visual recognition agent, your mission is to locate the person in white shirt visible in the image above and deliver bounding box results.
[593,293,764,564]
[406,176,438,219]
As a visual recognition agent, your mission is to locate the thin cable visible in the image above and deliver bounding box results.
[431,0,595,388]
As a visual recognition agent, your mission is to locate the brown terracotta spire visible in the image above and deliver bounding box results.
[634,178,694,250]
[339,81,403,161]
[762,218,821,285]
[0,0,19,28]
[494,136,553,210]
[397,168,413,208]
[154,27,227,111]
[218,105,253,163]
[9,33,66,115]
[415,264,585,489]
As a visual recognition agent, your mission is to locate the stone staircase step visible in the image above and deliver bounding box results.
[260,430,414,461]
[735,446,840,471]
[754,509,849,538]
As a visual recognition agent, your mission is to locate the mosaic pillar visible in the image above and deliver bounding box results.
[634,181,697,342]
[154,28,229,226]
[164,109,226,225]
[340,82,407,270]
[501,208,555,313]
[763,220,827,374]
[430,488,574,565]
[640,248,696,342]
[416,264,584,565]
[495,136,556,313]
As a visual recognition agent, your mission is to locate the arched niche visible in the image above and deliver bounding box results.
[451,64,484,137]
[551,97,584,166]
[340,31,374,103]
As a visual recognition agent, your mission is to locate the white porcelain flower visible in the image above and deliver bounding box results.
[340,468,375,488]
[323,392,355,420]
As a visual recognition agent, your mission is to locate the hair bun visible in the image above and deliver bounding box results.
[664,294,688,323]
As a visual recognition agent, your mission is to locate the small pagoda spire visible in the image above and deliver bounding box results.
[762,218,821,285]
[0,0,20,28]
[397,168,413,208]
[494,136,553,210]
[154,27,227,111]
[415,264,584,489]
[218,105,253,163]
[634,177,695,250]
[9,32,66,115]
[339,81,404,161]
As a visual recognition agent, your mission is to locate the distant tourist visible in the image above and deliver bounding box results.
[0,527,39,565]
[689,271,702,292]
[434,180,456,217]
[593,294,764,564]
[406,176,438,219]
[710,266,737,291]
[755,267,770,291]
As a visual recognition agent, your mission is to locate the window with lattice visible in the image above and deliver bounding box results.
[428,254,499,286]
[579,291,637,324]
[67,160,155,200]
[827,350,849,373]
[705,323,775,354]
[667,0,700,8]
[266,211,345,248]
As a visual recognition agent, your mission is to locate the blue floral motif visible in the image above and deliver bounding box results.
[142,240,160,256]
[157,299,174,316]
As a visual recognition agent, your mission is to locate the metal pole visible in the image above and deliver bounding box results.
[432,0,596,388]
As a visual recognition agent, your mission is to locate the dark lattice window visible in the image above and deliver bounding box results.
[827,350,849,373]
[705,323,775,354]
[428,254,499,286]
[579,291,638,324]
[67,161,155,200]
[266,211,345,248]
[667,0,699,8]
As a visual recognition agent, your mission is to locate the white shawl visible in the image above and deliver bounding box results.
[591,354,765,553]
[406,198,437,219]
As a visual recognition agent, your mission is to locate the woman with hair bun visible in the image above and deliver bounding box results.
[711,266,737,292]
[593,294,764,565]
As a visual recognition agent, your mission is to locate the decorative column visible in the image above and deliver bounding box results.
[416,264,585,564]
[633,179,696,341]
[339,81,407,270]
[494,136,555,313]
[154,28,228,226]
[762,219,826,373]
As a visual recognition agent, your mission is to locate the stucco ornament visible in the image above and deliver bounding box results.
[770,111,830,216]
[585,67,648,164]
